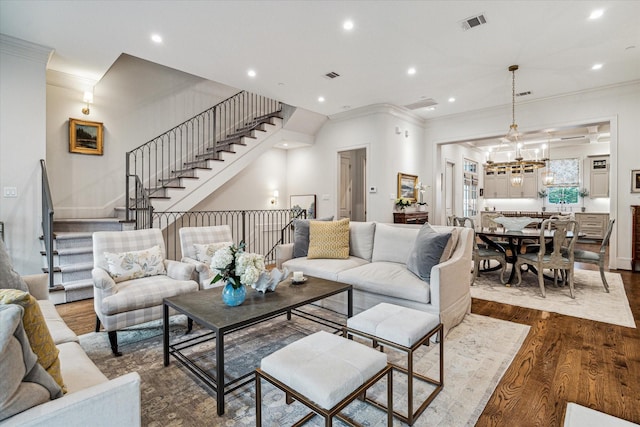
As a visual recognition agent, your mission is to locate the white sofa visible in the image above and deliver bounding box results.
[1,274,141,427]
[276,222,473,336]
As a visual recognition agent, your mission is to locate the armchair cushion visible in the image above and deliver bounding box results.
[193,241,233,265]
[104,245,166,283]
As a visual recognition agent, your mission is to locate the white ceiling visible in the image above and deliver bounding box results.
[1,0,639,122]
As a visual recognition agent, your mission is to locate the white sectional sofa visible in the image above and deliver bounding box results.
[1,274,141,427]
[276,221,473,336]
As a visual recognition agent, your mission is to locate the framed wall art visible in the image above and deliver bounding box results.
[632,169,640,193]
[69,118,104,155]
[290,194,317,219]
[397,172,418,201]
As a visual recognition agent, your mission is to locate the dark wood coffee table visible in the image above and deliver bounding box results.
[163,276,353,415]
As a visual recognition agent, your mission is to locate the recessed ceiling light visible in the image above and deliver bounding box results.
[407,67,416,75]
[589,9,604,20]
[448,97,456,103]
[592,63,603,70]
[318,96,325,103]
[426,106,437,111]
[247,69,257,77]
[151,34,163,43]
[282,143,288,147]
[343,20,354,31]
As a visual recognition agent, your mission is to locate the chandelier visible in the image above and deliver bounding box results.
[483,65,548,187]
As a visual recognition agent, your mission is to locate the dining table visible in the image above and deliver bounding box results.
[474,226,578,284]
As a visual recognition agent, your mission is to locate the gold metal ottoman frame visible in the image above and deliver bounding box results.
[344,322,443,425]
[255,364,393,427]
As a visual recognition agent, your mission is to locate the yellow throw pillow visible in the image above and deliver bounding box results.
[308,218,350,259]
[0,289,66,393]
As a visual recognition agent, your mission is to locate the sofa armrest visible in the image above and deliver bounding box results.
[91,268,117,296]
[181,256,209,273]
[22,274,49,301]
[276,243,294,269]
[429,229,473,311]
[0,372,141,427]
[165,259,196,281]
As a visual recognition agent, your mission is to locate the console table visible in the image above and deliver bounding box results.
[394,211,428,224]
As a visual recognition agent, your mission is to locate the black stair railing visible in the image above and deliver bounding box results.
[125,91,282,222]
[40,159,55,288]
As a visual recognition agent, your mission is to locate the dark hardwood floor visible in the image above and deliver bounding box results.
[56,243,640,426]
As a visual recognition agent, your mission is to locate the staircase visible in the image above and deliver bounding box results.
[40,91,292,303]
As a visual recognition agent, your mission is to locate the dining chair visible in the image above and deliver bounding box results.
[572,219,615,293]
[453,217,508,285]
[514,219,580,298]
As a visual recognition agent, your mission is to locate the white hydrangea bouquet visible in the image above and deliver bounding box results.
[210,241,266,289]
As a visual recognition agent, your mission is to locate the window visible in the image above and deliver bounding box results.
[546,158,580,205]
[463,159,478,217]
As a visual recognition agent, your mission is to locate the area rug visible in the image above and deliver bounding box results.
[80,308,529,426]
[472,268,635,328]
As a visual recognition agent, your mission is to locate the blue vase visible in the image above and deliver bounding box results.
[221,281,246,306]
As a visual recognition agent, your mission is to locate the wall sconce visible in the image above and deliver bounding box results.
[81,91,93,115]
[270,190,279,205]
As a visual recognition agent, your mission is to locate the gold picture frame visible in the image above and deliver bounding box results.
[632,169,640,193]
[397,172,418,201]
[69,118,103,155]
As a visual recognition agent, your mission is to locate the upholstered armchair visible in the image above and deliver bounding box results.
[92,228,198,356]
[179,225,233,289]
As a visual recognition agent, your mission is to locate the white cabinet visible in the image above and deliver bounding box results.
[575,212,609,239]
[588,155,609,198]
[508,165,538,198]
[484,167,509,198]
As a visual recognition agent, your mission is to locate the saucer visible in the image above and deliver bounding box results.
[291,277,307,284]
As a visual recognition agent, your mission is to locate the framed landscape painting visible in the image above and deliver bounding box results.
[290,194,316,219]
[397,172,418,201]
[69,118,104,155]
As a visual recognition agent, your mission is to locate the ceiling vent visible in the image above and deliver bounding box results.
[460,13,487,31]
[404,98,438,110]
[516,91,532,97]
[324,71,340,79]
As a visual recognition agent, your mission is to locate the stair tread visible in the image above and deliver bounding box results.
[57,262,93,272]
[54,247,92,255]
[54,218,120,223]
[62,279,94,290]
[52,232,94,240]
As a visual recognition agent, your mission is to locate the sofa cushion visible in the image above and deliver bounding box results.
[104,245,166,283]
[283,256,369,282]
[0,240,29,292]
[292,216,334,258]
[57,342,108,394]
[308,218,350,259]
[338,262,430,303]
[38,299,79,345]
[371,224,420,264]
[101,275,198,315]
[406,224,452,282]
[0,289,66,393]
[193,241,233,265]
[0,304,62,421]
[349,221,376,261]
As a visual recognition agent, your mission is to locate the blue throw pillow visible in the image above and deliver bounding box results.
[406,224,452,282]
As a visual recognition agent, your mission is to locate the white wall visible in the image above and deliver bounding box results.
[286,105,428,222]
[427,81,640,270]
[0,35,51,274]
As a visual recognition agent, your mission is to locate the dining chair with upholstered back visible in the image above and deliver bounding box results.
[573,219,615,293]
[514,219,580,298]
[454,216,508,285]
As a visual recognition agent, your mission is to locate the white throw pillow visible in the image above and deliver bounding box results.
[193,241,233,265]
[104,245,166,283]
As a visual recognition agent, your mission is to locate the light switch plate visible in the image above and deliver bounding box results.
[3,187,17,198]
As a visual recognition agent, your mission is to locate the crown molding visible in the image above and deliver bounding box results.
[329,103,426,127]
[0,33,52,65]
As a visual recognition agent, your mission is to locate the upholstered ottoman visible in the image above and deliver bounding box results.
[345,303,443,425]
[255,330,393,426]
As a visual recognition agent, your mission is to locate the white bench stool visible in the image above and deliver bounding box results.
[345,303,443,425]
[255,330,393,427]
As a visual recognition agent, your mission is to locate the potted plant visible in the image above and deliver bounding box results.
[579,188,589,212]
[210,241,266,306]
[538,188,548,212]
[395,197,412,211]
[415,182,429,211]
